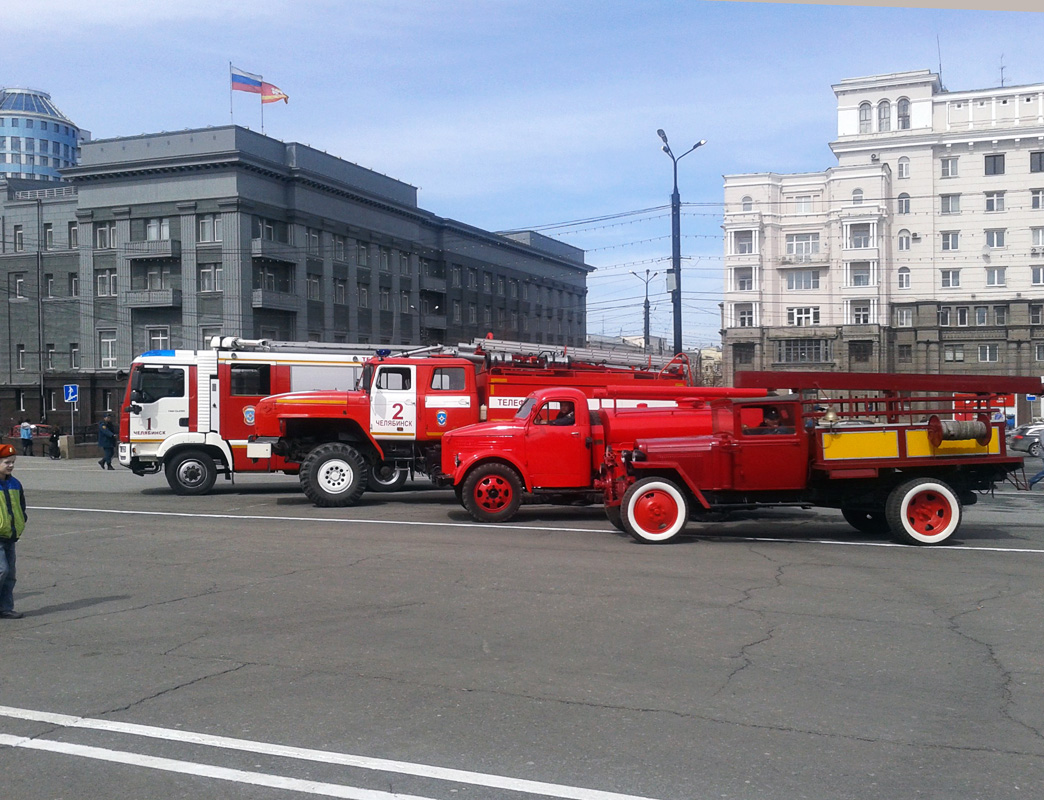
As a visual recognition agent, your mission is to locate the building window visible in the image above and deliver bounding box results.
[333,235,345,262]
[99,330,117,369]
[985,229,1005,249]
[984,154,1005,176]
[944,344,964,362]
[1032,304,1044,325]
[786,270,820,290]
[938,307,951,327]
[978,344,999,363]
[1033,190,1044,210]
[733,343,754,365]
[1036,343,1044,361]
[777,339,830,363]
[734,267,754,291]
[786,233,820,260]
[96,269,117,297]
[44,273,54,298]
[897,98,911,130]
[897,193,910,214]
[941,232,959,251]
[941,269,960,288]
[995,306,1008,325]
[956,306,969,327]
[380,248,390,271]
[198,214,222,243]
[986,267,1005,286]
[306,228,320,255]
[43,223,53,250]
[732,230,755,254]
[940,194,960,214]
[13,224,24,252]
[147,327,170,350]
[69,273,78,297]
[734,303,755,327]
[897,266,910,289]
[848,223,872,249]
[787,306,820,326]
[452,300,462,323]
[95,222,116,249]
[895,307,912,327]
[858,102,872,134]
[851,303,872,325]
[16,344,25,371]
[451,266,462,288]
[898,344,913,362]
[852,189,864,205]
[68,222,78,248]
[467,268,478,290]
[1033,266,1044,286]
[198,263,222,292]
[357,243,369,266]
[877,101,890,132]
[985,191,1005,212]
[793,195,813,214]
[468,303,477,324]
[482,272,492,293]
[358,286,368,308]
[146,218,170,241]
[898,230,911,251]
[848,263,872,287]
[1031,152,1044,173]
[975,306,989,326]
[941,157,958,178]
[741,196,753,212]
[334,279,347,305]
[306,274,321,300]
[897,156,910,179]
[13,273,25,299]
[379,287,390,311]
[1032,227,1044,248]
[70,343,80,369]
[850,340,873,363]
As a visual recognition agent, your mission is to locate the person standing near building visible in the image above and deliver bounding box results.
[0,443,27,619]
[19,419,34,457]
[97,414,117,470]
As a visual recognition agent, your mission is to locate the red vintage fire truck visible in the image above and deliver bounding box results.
[247,340,695,507]
[118,338,379,494]
[445,371,1043,546]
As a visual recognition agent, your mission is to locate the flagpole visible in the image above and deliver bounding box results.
[229,62,234,124]
[261,93,265,135]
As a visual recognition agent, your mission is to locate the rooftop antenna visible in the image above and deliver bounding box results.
[1000,53,1006,88]
[936,34,945,90]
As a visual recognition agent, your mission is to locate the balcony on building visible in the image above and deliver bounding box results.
[780,249,830,265]
[125,288,183,308]
[252,289,299,311]
[251,238,298,263]
[125,239,181,259]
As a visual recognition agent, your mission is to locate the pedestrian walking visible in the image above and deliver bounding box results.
[98,414,117,470]
[19,419,34,457]
[0,443,27,619]
[1029,429,1044,489]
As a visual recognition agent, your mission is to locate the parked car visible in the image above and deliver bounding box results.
[1009,422,1044,458]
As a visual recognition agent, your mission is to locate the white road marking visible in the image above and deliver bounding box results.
[27,505,1044,554]
[0,705,661,800]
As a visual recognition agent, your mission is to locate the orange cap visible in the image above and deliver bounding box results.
[0,444,16,458]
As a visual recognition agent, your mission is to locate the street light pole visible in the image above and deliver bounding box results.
[657,130,705,356]
[630,269,657,353]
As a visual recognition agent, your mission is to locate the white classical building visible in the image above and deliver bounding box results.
[722,69,1044,412]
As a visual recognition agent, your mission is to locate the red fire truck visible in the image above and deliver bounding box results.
[118,338,379,494]
[248,340,695,507]
[442,384,766,523]
[444,371,1042,546]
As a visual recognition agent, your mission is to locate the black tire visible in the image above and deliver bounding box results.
[885,477,962,546]
[368,463,409,492]
[621,477,688,544]
[605,504,624,531]
[299,443,367,508]
[461,463,523,523]
[1030,441,1042,458]
[165,450,218,496]
[841,507,891,535]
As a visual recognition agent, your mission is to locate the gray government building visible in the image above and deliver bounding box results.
[0,120,590,428]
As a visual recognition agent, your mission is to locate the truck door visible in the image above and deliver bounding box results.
[127,365,190,441]
[421,365,479,437]
[732,403,807,490]
[370,364,417,440]
[524,399,590,488]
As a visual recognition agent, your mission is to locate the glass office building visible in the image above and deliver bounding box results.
[0,88,87,182]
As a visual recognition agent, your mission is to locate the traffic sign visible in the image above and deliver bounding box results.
[1028,395,1038,403]
[64,384,79,404]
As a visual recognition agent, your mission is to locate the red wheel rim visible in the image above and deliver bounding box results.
[474,475,513,512]
[631,487,679,533]
[905,489,953,537]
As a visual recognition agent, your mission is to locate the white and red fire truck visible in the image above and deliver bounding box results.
[118,338,381,494]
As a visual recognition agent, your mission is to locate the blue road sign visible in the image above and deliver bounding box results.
[64,384,79,404]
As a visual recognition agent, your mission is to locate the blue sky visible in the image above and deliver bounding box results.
[5,0,1043,347]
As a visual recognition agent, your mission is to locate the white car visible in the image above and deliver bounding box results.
[1009,422,1044,458]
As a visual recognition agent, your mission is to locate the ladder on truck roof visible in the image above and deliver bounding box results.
[462,337,682,371]
[209,337,441,358]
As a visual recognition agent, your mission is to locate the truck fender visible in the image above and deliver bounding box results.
[156,431,234,470]
[631,461,712,510]
[455,453,532,492]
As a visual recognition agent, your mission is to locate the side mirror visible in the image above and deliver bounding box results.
[125,404,142,415]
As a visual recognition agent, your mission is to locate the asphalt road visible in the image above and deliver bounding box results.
[2,457,1043,800]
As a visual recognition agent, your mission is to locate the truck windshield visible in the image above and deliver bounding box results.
[515,398,535,420]
[133,366,185,403]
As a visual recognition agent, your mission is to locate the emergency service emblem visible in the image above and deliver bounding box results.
[243,406,256,425]
[436,410,448,426]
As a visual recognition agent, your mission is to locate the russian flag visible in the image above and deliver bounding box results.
[231,66,263,94]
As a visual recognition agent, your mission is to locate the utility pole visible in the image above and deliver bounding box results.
[630,269,657,353]
[656,130,705,356]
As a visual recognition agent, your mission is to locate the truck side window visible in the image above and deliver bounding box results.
[533,400,574,426]
[137,367,185,402]
[430,367,466,391]
[376,367,411,391]
[230,364,271,396]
